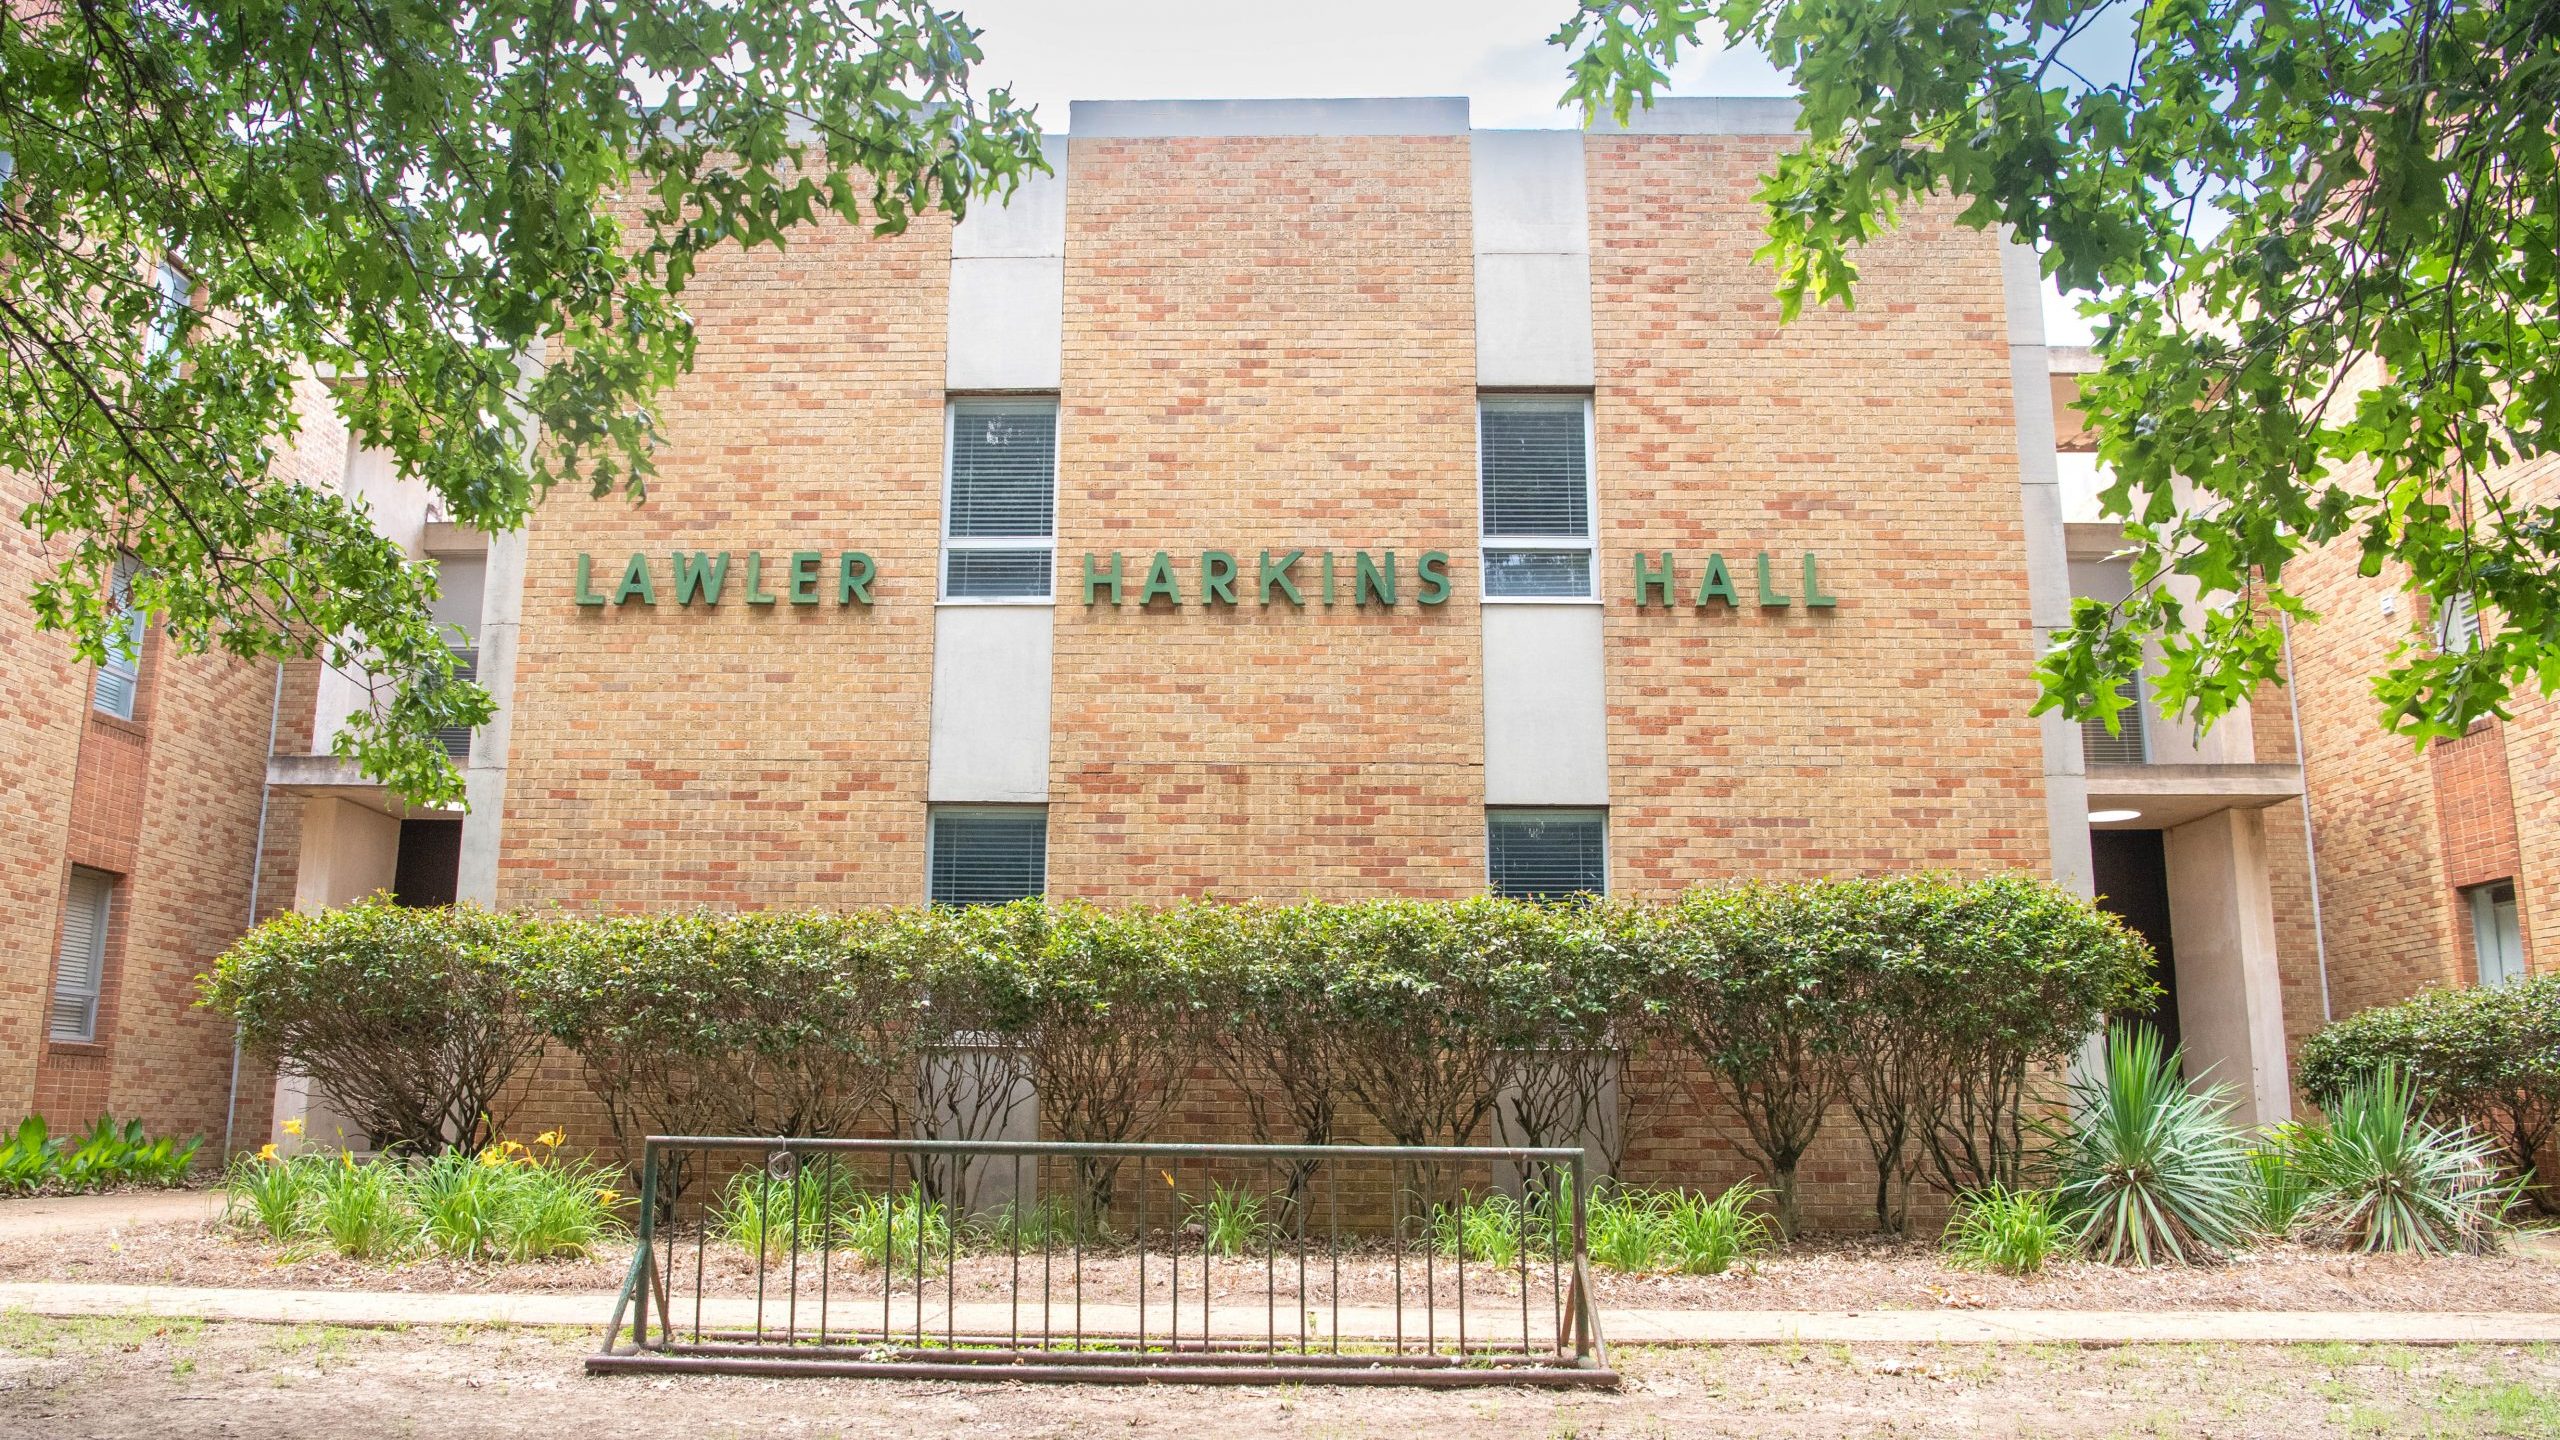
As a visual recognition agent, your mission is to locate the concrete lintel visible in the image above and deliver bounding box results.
[420,521,488,558]
[2065,521,2128,561]
[264,754,455,818]
[2086,762,2307,831]
[1588,96,1801,136]
[1069,97,1469,138]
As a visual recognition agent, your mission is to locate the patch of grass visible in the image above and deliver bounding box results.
[0,1310,203,1359]
[2438,1374,2560,1438]
[1185,1181,1275,1257]
[1943,1186,2071,1275]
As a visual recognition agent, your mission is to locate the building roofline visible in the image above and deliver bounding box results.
[1060,94,1804,139]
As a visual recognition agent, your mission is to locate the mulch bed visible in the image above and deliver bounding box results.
[3,1217,2553,1312]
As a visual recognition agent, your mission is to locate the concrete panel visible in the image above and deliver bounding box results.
[1476,252,1595,389]
[1471,130,1588,254]
[1069,97,1469,137]
[951,137,1068,260]
[291,796,401,910]
[947,256,1066,391]
[1483,604,1608,805]
[2165,807,2294,1127]
[1594,96,1801,135]
[928,604,1054,803]
[455,527,524,906]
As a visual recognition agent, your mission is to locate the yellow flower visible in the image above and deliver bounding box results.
[595,1188,620,1206]
[501,1139,528,1157]
[257,1143,279,1163]
[536,1129,565,1149]
[341,1151,356,1169]
[478,1147,506,1167]
[282,1117,306,1138]
[1161,1169,1176,1190]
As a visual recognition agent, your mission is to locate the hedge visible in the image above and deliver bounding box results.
[202,877,2154,1225]
[2298,976,2560,1209]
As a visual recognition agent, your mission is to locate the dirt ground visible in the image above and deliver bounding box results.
[6,1219,2555,1315]
[3,1312,2558,1439]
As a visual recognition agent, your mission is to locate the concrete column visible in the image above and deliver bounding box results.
[455,527,524,906]
[2164,807,2294,1127]
[2002,236,2093,897]
[276,796,401,1153]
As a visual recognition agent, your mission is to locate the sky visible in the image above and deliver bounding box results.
[954,0,2095,342]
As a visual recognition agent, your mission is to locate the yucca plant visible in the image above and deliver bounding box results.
[2055,1025,2254,1265]
[2290,1067,2516,1255]
[1944,1186,2071,1275]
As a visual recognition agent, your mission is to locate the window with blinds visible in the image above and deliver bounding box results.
[1487,809,1607,901]
[434,648,479,762]
[943,399,1058,600]
[91,554,145,720]
[2437,592,2482,653]
[146,259,190,359]
[50,867,112,1043]
[2079,675,2147,765]
[1480,397,1595,599]
[928,808,1048,906]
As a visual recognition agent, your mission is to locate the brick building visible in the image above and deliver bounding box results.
[4,97,2529,1222]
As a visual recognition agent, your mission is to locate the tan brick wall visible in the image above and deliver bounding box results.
[0,469,90,1119]
[2481,455,2559,982]
[495,209,952,913]
[1046,134,1485,901]
[1585,132,2049,890]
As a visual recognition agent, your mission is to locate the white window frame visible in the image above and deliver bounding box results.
[1477,393,1600,605]
[92,553,145,720]
[1485,806,1610,900]
[145,258,190,360]
[939,396,1060,606]
[925,804,1050,907]
[50,867,113,1044]
[2468,880,2525,987]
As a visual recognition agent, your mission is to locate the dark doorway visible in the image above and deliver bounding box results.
[2091,828,2180,1056]
[393,818,463,908]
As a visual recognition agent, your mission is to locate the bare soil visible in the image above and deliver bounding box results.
[5,1313,2559,1438]
[4,1219,2555,1316]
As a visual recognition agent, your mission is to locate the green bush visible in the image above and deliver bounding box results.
[0,1115,201,1195]
[2290,1067,2517,1255]
[518,908,931,1174]
[2298,978,2560,1208]
[203,899,538,1153]
[1943,1186,2070,1275]
[2056,1026,2255,1265]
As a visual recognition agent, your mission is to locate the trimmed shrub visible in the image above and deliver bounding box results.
[2291,1067,2517,1254]
[2056,1026,2255,1265]
[203,899,536,1153]
[2298,977,2560,1210]
[518,908,928,1174]
[1018,900,1200,1220]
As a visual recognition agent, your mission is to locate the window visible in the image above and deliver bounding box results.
[928,807,1048,906]
[1488,809,1607,900]
[1479,396,1595,599]
[91,554,145,720]
[2468,880,2525,987]
[942,399,1057,600]
[146,259,190,360]
[433,648,479,762]
[2079,674,2148,765]
[2436,592,2482,653]
[50,867,112,1043]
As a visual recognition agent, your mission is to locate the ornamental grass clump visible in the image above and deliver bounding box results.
[1583,1184,1773,1274]
[1186,1182,1275,1258]
[2289,1068,2516,1255]
[1430,1193,1530,1268]
[223,1131,625,1261]
[1943,1187,2071,1275]
[2055,1026,2254,1265]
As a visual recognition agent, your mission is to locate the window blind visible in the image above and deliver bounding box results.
[929,810,1048,907]
[948,404,1056,538]
[434,649,479,762]
[50,867,111,1042]
[2079,676,2147,766]
[91,556,143,719]
[1487,810,1607,901]
[944,550,1055,600]
[1480,403,1589,538]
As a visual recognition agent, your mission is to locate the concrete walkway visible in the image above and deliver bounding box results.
[0,1189,222,1241]
[6,1282,2559,1348]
